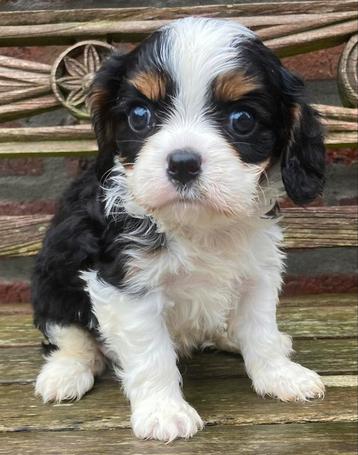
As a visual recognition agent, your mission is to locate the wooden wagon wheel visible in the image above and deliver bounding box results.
[51,40,115,120]
[338,34,358,108]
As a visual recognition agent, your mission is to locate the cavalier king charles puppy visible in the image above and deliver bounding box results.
[33,17,326,441]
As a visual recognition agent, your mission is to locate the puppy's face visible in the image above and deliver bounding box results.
[91,18,325,227]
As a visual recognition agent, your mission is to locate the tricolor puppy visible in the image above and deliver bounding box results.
[33,18,326,441]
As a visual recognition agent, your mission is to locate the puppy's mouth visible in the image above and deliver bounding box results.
[149,194,238,218]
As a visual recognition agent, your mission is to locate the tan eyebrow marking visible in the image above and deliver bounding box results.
[128,71,166,101]
[214,71,260,102]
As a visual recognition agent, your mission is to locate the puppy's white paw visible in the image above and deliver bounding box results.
[252,360,325,402]
[131,398,204,442]
[35,357,94,403]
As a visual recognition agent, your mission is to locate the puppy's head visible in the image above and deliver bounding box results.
[90,17,325,227]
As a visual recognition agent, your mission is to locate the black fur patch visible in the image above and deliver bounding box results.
[32,164,165,334]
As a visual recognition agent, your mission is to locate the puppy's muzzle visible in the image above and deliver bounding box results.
[167,149,202,186]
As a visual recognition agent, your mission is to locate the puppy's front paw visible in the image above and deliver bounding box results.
[35,358,94,403]
[131,398,204,442]
[252,360,325,402]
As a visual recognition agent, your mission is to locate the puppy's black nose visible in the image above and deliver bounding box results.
[167,149,201,185]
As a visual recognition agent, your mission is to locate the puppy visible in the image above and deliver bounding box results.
[32,17,326,441]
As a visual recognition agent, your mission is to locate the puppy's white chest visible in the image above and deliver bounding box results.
[156,236,242,341]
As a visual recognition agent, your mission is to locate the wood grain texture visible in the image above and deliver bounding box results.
[0,124,93,142]
[0,139,98,157]
[1,337,356,384]
[1,423,357,455]
[314,103,358,121]
[0,293,356,450]
[0,55,51,73]
[0,293,352,313]
[0,95,60,123]
[257,12,357,41]
[0,85,52,105]
[0,295,356,347]
[0,207,356,258]
[0,3,357,26]
[265,18,357,57]
[281,206,358,248]
[0,214,52,258]
[1,17,356,50]
[0,2,355,52]
[0,377,356,432]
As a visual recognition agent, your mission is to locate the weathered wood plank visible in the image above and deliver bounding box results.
[0,2,355,52]
[324,132,358,148]
[0,214,52,258]
[1,338,356,384]
[257,12,357,41]
[0,67,49,86]
[0,207,356,258]
[0,3,356,27]
[0,313,39,346]
[314,103,358,121]
[0,297,356,346]
[0,18,355,54]
[0,55,51,73]
[324,119,358,132]
[265,18,357,57]
[279,293,357,307]
[0,378,356,432]
[0,85,51,105]
[0,423,357,455]
[0,95,60,122]
[277,303,357,338]
[282,206,358,247]
[0,294,352,314]
[0,139,98,157]
[0,125,94,142]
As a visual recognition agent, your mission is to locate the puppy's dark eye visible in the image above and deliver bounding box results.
[128,106,154,134]
[229,110,255,135]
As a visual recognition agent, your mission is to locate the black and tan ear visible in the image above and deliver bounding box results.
[280,69,326,205]
[88,53,127,181]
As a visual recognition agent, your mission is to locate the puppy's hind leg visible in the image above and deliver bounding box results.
[35,324,105,403]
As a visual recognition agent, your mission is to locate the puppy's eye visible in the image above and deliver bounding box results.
[229,110,255,135]
[128,105,154,134]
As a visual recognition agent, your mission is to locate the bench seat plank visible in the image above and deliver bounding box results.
[1,422,357,455]
[0,377,356,432]
[0,295,356,345]
[1,337,356,384]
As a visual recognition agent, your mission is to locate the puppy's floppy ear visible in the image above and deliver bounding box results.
[89,52,127,181]
[280,68,326,205]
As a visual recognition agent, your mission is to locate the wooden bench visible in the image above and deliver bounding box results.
[0,1,357,453]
